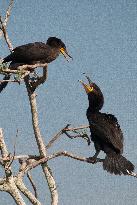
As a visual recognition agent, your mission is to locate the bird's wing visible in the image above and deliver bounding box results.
[89,113,123,152]
[13,42,50,62]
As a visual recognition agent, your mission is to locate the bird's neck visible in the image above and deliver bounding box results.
[87,93,104,114]
[86,107,101,122]
[87,106,100,115]
[46,47,60,63]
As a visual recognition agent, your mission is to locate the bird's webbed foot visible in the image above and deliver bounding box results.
[86,150,100,164]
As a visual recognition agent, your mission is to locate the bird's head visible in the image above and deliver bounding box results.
[47,37,72,61]
[79,75,104,112]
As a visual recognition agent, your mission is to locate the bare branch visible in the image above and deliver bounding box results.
[0,0,14,51]
[46,124,90,149]
[7,129,19,169]
[0,154,41,162]
[0,0,14,38]
[27,171,38,199]
[64,125,90,132]
[25,85,47,154]
[30,65,48,92]
[7,176,26,205]
[15,178,41,205]
[0,63,48,73]
[24,78,58,205]
[46,124,70,149]
[0,128,9,158]
[26,151,104,172]
[4,0,14,26]
[12,63,48,71]
[0,15,13,51]
[0,129,26,204]
[0,79,22,83]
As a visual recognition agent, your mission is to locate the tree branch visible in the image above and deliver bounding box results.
[46,124,70,149]
[0,63,48,73]
[0,15,13,51]
[27,171,38,199]
[0,129,26,204]
[8,176,26,205]
[15,178,41,205]
[25,151,104,173]
[0,128,9,158]
[64,125,90,131]
[3,0,14,26]
[46,124,90,149]
[0,0,14,38]
[24,77,58,205]
[30,65,48,92]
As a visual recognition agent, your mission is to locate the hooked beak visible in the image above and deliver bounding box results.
[60,47,73,62]
[79,80,94,94]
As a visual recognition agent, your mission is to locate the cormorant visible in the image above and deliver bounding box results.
[0,37,72,92]
[80,76,134,175]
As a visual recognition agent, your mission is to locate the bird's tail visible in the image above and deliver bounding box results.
[0,74,10,93]
[103,153,134,175]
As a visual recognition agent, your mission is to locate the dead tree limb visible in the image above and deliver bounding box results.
[46,124,70,149]
[30,65,48,92]
[27,171,38,199]
[26,151,104,172]
[0,129,26,205]
[15,178,42,205]
[46,124,90,149]
[0,14,13,51]
[0,0,14,39]
[24,76,58,205]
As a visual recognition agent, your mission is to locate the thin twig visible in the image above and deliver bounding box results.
[46,124,90,149]
[46,124,70,149]
[0,154,41,162]
[64,125,90,132]
[0,0,13,51]
[0,128,9,158]
[0,0,14,38]
[0,15,13,51]
[27,171,38,199]
[64,131,91,145]
[7,129,19,168]
[4,0,14,26]
[0,79,21,83]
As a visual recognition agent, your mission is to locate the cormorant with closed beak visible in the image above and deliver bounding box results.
[0,37,72,92]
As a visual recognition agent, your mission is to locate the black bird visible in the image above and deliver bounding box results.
[0,37,72,92]
[80,76,134,175]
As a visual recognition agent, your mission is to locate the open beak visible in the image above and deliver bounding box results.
[60,47,73,62]
[79,80,93,94]
[82,73,93,85]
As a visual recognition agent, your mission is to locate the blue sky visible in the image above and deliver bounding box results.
[0,0,137,204]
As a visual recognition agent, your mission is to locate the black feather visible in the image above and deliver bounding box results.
[83,77,134,175]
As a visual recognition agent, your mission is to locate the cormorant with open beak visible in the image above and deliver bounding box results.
[80,76,134,175]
